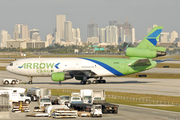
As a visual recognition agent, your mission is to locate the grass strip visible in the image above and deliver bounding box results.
[156,63,180,68]
[0,67,6,71]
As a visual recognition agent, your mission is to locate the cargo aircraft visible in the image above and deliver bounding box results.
[6,26,168,85]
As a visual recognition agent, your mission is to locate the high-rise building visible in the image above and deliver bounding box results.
[64,21,73,42]
[0,30,11,48]
[87,23,98,38]
[72,28,81,43]
[32,32,40,41]
[56,14,66,41]
[109,21,117,26]
[170,30,178,42]
[21,25,28,40]
[117,21,133,43]
[132,28,135,44]
[105,26,118,44]
[13,24,28,40]
[160,32,169,42]
[45,33,54,47]
[99,28,106,43]
[29,29,39,40]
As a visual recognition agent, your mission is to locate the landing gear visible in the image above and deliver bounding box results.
[80,80,91,85]
[59,80,61,85]
[93,77,106,84]
[28,77,33,84]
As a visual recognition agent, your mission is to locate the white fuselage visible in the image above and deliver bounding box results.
[6,58,115,77]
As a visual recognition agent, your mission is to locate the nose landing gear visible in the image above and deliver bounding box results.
[28,77,33,84]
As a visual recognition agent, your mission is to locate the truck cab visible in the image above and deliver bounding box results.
[70,93,83,104]
[39,98,52,108]
[59,95,70,106]
[91,105,102,117]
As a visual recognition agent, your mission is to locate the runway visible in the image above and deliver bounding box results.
[1,71,180,96]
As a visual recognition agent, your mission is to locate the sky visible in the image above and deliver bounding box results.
[0,0,180,41]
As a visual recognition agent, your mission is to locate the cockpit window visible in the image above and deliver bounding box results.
[9,63,13,66]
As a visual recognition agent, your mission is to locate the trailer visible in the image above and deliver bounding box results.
[94,102,118,114]
[70,103,102,117]
[0,87,31,106]
[27,105,78,118]
[27,87,51,101]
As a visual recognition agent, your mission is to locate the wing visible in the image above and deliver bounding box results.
[128,59,151,67]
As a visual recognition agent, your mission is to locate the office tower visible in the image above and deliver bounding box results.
[170,30,178,42]
[29,29,39,40]
[56,14,66,41]
[109,21,117,26]
[105,26,118,43]
[72,28,81,43]
[13,24,21,40]
[117,21,133,43]
[64,21,73,42]
[21,25,28,40]
[13,24,28,40]
[132,28,135,44]
[0,30,11,48]
[160,32,169,42]
[87,23,98,38]
[32,32,40,41]
[99,28,106,43]
[45,33,54,47]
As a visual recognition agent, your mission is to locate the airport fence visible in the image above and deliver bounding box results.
[0,93,9,111]
[62,90,180,107]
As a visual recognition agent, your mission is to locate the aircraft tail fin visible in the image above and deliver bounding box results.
[137,26,163,49]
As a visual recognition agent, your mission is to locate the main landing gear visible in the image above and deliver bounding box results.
[28,77,33,84]
[80,77,106,85]
[93,77,106,84]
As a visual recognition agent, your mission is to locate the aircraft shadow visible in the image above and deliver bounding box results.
[27,80,155,85]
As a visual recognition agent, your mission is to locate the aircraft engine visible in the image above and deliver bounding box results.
[125,47,166,58]
[51,72,73,82]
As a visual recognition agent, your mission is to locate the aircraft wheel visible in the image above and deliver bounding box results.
[12,80,16,85]
[93,80,97,84]
[102,80,106,83]
[28,81,32,84]
[4,81,9,85]
[87,80,91,84]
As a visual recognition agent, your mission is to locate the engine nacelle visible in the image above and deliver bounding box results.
[125,48,166,58]
[51,72,73,82]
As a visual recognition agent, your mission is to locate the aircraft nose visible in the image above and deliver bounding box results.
[6,66,10,71]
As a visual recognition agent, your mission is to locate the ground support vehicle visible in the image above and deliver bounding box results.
[70,92,83,104]
[70,103,102,117]
[12,101,30,113]
[27,87,51,101]
[2,79,20,85]
[80,89,93,104]
[0,87,31,106]
[27,105,78,118]
[38,98,52,108]
[58,95,70,106]
[93,101,118,114]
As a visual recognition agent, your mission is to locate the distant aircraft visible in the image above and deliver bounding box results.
[6,26,168,85]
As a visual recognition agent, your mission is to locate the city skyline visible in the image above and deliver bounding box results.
[0,0,179,42]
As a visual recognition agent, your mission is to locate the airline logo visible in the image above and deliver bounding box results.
[18,63,60,70]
